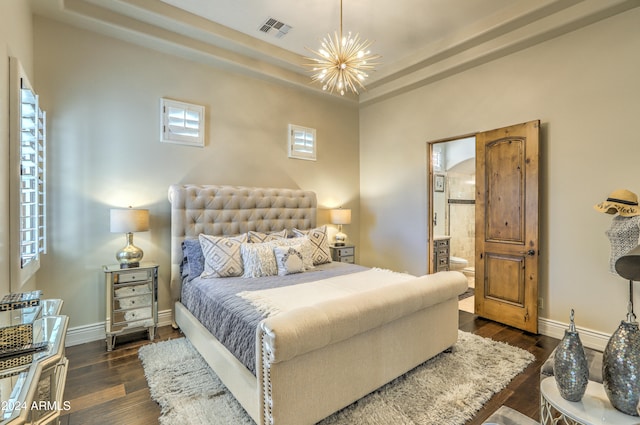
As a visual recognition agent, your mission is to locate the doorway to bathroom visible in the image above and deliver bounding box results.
[428,136,476,313]
[428,121,540,332]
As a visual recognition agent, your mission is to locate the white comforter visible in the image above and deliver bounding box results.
[238,268,415,316]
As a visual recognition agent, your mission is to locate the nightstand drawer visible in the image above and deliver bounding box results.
[112,306,152,326]
[113,269,152,283]
[114,281,152,297]
[338,256,355,263]
[334,247,354,257]
[113,292,152,311]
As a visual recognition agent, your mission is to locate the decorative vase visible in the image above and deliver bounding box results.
[553,309,588,401]
[603,320,640,416]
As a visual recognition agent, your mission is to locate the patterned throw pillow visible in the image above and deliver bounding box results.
[241,242,279,278]
[273,245,304,276]
[291,225,331,265]
[270,238,315,270]
[199,233,248,278]
[247,229,288,243]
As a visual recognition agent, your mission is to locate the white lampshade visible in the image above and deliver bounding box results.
[110,208,150,233]
[330,208,351,225]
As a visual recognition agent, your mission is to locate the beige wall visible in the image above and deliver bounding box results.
[0,1,35,296]
[359,8,640,336]
[33,17,360,329]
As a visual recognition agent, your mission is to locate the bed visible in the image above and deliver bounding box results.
[168,184,467,425]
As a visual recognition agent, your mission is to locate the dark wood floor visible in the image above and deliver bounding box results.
[59,311,558,424]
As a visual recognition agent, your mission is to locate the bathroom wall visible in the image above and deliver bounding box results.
[444,138,475,268]
[447,169,475,268]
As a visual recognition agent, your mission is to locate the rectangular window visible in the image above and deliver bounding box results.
[288,124,316,161]
[10,58,47,288]
[160,98,205,147]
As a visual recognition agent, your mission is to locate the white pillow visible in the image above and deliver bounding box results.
[273,245,305,276]
[241,242,278,278]
[199,233,247,278]
[270,238,315,270]
[292,225,331,265]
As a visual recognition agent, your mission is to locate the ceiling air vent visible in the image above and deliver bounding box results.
[259,17,292,39]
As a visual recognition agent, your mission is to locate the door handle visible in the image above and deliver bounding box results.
[521,249,535,256]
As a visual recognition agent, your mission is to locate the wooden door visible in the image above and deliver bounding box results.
[475,120,540,333]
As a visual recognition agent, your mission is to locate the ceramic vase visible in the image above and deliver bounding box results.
[603,320,640,416]
[553,309,588,401]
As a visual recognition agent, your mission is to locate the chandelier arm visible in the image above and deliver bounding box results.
[340,0,343,40]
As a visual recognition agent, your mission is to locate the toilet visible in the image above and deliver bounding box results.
[449,256,469,271]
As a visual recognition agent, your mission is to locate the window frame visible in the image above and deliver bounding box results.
[160,98,205,147]
[288,124,317,161]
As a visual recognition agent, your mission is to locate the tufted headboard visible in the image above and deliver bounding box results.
[167,184,317,310]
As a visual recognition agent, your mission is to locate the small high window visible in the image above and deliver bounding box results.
[288,124,316,161]
[160,98,205,147]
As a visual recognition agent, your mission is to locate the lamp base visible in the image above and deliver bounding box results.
[335,231,347,247]
[116,232,144,269]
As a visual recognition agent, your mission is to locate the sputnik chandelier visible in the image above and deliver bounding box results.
[305,0,380,96]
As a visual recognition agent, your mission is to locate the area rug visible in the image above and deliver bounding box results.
[138,331,534,425]
[483,406,539,425]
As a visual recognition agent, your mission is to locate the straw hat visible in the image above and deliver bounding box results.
[594,189,640,217]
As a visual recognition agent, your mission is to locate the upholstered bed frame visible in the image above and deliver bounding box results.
[168,184,467,425]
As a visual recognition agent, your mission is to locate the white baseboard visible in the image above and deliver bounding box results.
[538,317,610,352]
[65,309,173,347]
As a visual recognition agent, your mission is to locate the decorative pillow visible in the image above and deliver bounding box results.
[241,242,278,278]
[181,238,205,282]
[199,233,248,278]
[247,229,288,243]
[292,225,331,265]
[273,245,305,276]
[270,238,315,270]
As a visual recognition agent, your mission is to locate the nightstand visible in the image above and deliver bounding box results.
[330,245,355,264]
[103,262,158,351]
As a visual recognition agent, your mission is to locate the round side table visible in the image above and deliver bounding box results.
[540,377,638,425]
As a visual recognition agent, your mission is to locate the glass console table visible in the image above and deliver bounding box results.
[0,299,68,425]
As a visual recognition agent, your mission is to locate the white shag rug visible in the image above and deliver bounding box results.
[138,331,534,425]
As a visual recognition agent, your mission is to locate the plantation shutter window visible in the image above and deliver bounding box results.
[10,57,47,289]
[20,87,47,267]
[160,98,205,147]
[288,124,316,161]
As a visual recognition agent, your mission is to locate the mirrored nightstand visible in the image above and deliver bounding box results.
[330,245,355,264]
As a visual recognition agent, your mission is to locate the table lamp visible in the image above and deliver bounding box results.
[330,208,351,246]
[110,207,149,268]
